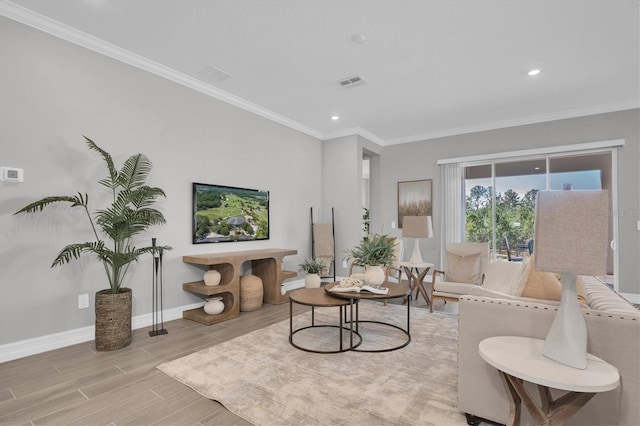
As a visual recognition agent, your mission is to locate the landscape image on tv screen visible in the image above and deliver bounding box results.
[192,182,269,244]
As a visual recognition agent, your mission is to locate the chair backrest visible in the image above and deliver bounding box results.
[445,242,490,275]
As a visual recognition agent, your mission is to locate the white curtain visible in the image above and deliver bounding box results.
[440,162,464,265]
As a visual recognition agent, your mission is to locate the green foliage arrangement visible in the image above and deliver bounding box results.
[298,258,326,274]
[344,233,396,266]
[14,136,167,294]
[466,185,538,250]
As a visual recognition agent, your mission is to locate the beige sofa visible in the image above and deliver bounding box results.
[457,268,639,425]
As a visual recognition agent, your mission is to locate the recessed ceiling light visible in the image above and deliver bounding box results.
[331,115,340,121]
[528,69,541,76]
[534,166,541,170]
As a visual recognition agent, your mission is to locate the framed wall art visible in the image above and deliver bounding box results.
[192,182,269,244]
[397,179,432,228]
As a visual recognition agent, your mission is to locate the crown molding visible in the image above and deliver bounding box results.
[322,127,385,146]
[0,1,324,140]
[385,101,640,146]
[2,1,637,148]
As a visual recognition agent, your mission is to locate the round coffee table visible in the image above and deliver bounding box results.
[324,281,412,352]
[288,287,362,353]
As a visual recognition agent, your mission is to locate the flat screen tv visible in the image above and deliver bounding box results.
[192,182,269,244]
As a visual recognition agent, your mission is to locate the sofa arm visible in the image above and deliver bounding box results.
[458,295,639,426]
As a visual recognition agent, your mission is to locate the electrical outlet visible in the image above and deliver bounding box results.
[78,293,89,309]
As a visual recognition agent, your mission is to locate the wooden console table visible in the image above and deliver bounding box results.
[182,248,298,325]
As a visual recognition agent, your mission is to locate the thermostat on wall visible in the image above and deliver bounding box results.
[0,167,24,182]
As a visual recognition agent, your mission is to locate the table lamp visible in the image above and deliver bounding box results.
[534,190,609,369]
[402,216,433,264]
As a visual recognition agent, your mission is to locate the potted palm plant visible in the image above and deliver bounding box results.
[14,136,167,351]
[344,233,396,285]
[299,258,326,288]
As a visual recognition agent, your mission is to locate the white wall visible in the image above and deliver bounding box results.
[380,109,640,297]
[0,17,322,345]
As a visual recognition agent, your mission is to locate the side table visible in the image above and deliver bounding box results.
[479,336,620,426]
[288,287,362,353]
[399,262,434,305]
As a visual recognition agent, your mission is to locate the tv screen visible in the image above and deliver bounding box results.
[192,182,269,244]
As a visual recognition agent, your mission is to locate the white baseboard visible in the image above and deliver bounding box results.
[0,302,204,364]
[0,279,346,363]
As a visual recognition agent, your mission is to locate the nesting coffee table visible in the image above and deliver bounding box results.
[288,281,412,353]
[288,287,363,353]
[325,281,412,352]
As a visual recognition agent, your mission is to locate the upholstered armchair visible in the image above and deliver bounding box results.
[430,242,489,313]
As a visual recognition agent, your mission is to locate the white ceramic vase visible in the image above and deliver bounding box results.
[365,265,385,286]
[204,269,221,286]
[305,273,321,288]
[203,296,225,315]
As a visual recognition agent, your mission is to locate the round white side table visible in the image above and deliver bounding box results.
[479,336,620,426]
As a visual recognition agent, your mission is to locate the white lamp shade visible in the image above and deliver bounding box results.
[402,216,434,238]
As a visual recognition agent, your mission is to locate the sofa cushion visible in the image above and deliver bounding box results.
[513,256,533,296]
[446,251,481,284]
[522,270,563,300]
[518,260,587,303]
[482,261,526,294]
[467,286,560,306]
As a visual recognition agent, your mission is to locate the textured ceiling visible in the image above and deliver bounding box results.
[2,0,638,145]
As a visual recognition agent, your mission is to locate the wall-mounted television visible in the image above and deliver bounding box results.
[192,182,269,244]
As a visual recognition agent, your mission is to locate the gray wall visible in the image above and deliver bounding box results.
[0,18,321,345]
[321,135,360,277]
[379,109,640,296]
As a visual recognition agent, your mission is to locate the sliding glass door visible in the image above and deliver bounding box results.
[464,150,613,273]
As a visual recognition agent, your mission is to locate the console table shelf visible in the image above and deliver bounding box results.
[182,248,297,325]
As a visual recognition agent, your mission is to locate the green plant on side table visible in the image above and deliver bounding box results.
[344,233,397,285]
[299,258,326,288]
[14,136,167,351]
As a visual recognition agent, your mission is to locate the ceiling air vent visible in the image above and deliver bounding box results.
[338,75,367,88]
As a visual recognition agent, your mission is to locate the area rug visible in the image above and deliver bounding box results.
[157,301,466,425]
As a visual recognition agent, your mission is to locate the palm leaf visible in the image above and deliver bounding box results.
[84,136,118,190]
[52,241,105,267]
[14,193,88,214]
[16,137,166,292]
[118,153,151,191]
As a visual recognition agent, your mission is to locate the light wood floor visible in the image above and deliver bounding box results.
[0,302,312,426]
[0,290,449,426]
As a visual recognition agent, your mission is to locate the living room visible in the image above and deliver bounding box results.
[0,1,638,425]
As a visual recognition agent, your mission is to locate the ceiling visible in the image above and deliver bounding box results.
[2,0,638,145]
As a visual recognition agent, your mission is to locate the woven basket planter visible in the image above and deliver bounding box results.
[240,274,263,311]
[95,288,132,351]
